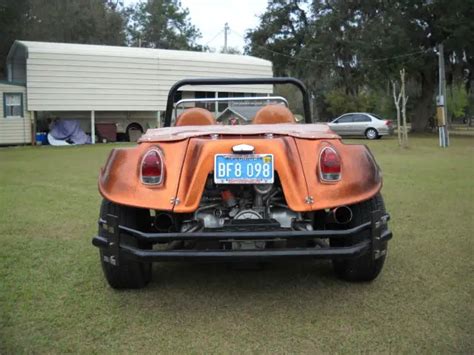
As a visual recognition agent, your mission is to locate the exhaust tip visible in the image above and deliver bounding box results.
[154,213,174,232]
[333,206,353,224]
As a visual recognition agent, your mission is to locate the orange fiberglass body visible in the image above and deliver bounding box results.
[93,78,391,289]
[99,123,382,213]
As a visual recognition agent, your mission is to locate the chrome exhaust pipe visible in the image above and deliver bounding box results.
[154,212,174,232]
[327,206,353,225]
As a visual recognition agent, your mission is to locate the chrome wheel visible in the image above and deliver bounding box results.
[365,128,378,140]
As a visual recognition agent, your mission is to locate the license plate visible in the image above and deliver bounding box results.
[214,154,274,184]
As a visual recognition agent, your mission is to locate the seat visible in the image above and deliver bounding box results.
[175,108,216,126]
[252,104,296,124]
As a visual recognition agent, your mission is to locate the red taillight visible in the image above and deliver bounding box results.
[319,146,341,182]
[141,149,164,185]
[385,120,392,126]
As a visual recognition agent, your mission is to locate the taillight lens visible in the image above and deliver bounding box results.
[385,120,393,126]
[141,149,164,185]
[319,146,341,182]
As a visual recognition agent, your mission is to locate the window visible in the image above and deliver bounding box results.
[218,92,229,112]
[371,113,385,121]
[3,93,23,118]
[354,114,371,122]
[195,91,216,112]
[217,92,258,112]
[335,115,354,123]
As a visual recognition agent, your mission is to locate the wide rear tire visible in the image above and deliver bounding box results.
[99,199,152,289]
[331,194,388,282]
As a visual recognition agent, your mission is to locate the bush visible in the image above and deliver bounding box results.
[324,88,398,121]
[447,84,469,120]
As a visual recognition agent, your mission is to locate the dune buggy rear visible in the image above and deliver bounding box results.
[92,77,392,289]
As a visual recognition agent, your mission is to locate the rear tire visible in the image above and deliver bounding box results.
[99,199,152,289]
[331,194,388,282]
[365,128,379,140]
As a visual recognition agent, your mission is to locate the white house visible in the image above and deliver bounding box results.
[2,40,273,145]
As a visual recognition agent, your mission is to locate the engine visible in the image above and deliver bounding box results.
[192,175,303,230]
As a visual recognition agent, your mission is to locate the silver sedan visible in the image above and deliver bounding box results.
[327,113,394,139]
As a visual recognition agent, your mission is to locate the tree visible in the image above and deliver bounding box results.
[353,0,473,131]
[325,89,373,117]
[24,0,125,44]
[447,84,469,121]
[391,69,409,147]
[246,0,474,131]
[0,0,29,77]
[0,0,126,77]
[392,80,403,146]
[124,0,203,50]
[400,68,409,147]
[245,0,309,77]
[0,0,207,79]
[220,47,241,55]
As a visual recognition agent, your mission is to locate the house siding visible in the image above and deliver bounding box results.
[19,42,273,112]
[0,83,31,144]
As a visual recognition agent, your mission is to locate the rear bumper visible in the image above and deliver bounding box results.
[378,126,394,136]
[92,211,392,264]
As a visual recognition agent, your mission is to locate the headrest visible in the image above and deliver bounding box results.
[252,105,296,124]
[175,108,216,126]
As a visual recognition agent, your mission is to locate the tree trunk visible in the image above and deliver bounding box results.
[392,80,402,146]
[411,70,436,132]
[400,68,409,147]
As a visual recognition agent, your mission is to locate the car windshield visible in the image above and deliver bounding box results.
[173,96,302,125]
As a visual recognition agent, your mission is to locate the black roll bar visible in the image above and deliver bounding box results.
[164,77,312,127]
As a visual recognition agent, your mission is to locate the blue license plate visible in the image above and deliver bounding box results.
[214,154,274,184]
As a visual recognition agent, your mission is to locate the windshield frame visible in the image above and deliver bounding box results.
[174,96,290,123]
[164,77,312,127]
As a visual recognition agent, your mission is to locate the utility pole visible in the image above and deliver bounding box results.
[224,22,229,53]
[437,43,449,147]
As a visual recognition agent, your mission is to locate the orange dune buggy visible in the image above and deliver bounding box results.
[92,78,392,289]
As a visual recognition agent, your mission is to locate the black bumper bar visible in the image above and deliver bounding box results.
[92,211,392,264]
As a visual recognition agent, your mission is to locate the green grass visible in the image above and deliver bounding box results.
[0,136,473,353]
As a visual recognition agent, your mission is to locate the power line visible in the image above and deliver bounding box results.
[230,29,432,66]
[204,29,224,46]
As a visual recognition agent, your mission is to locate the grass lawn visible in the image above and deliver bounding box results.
[0,136,473,353]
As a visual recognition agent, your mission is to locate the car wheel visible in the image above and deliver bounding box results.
[365,128,379,140]
[98,199,152,289]
[330,193,388,282]
[126,123,143,142]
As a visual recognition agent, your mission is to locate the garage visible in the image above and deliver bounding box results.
[2,40,273,145]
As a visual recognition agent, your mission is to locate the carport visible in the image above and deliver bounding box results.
[4,41,273,144]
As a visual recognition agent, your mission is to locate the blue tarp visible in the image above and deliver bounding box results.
[49,119,91,145]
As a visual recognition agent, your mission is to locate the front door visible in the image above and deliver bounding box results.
[330,114,354,135]
[352,114,371,135]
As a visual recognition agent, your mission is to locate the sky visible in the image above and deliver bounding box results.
[123,0,269,52]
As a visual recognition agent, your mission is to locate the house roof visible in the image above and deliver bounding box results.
[9,41,271,67]
[217,105,263,122]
